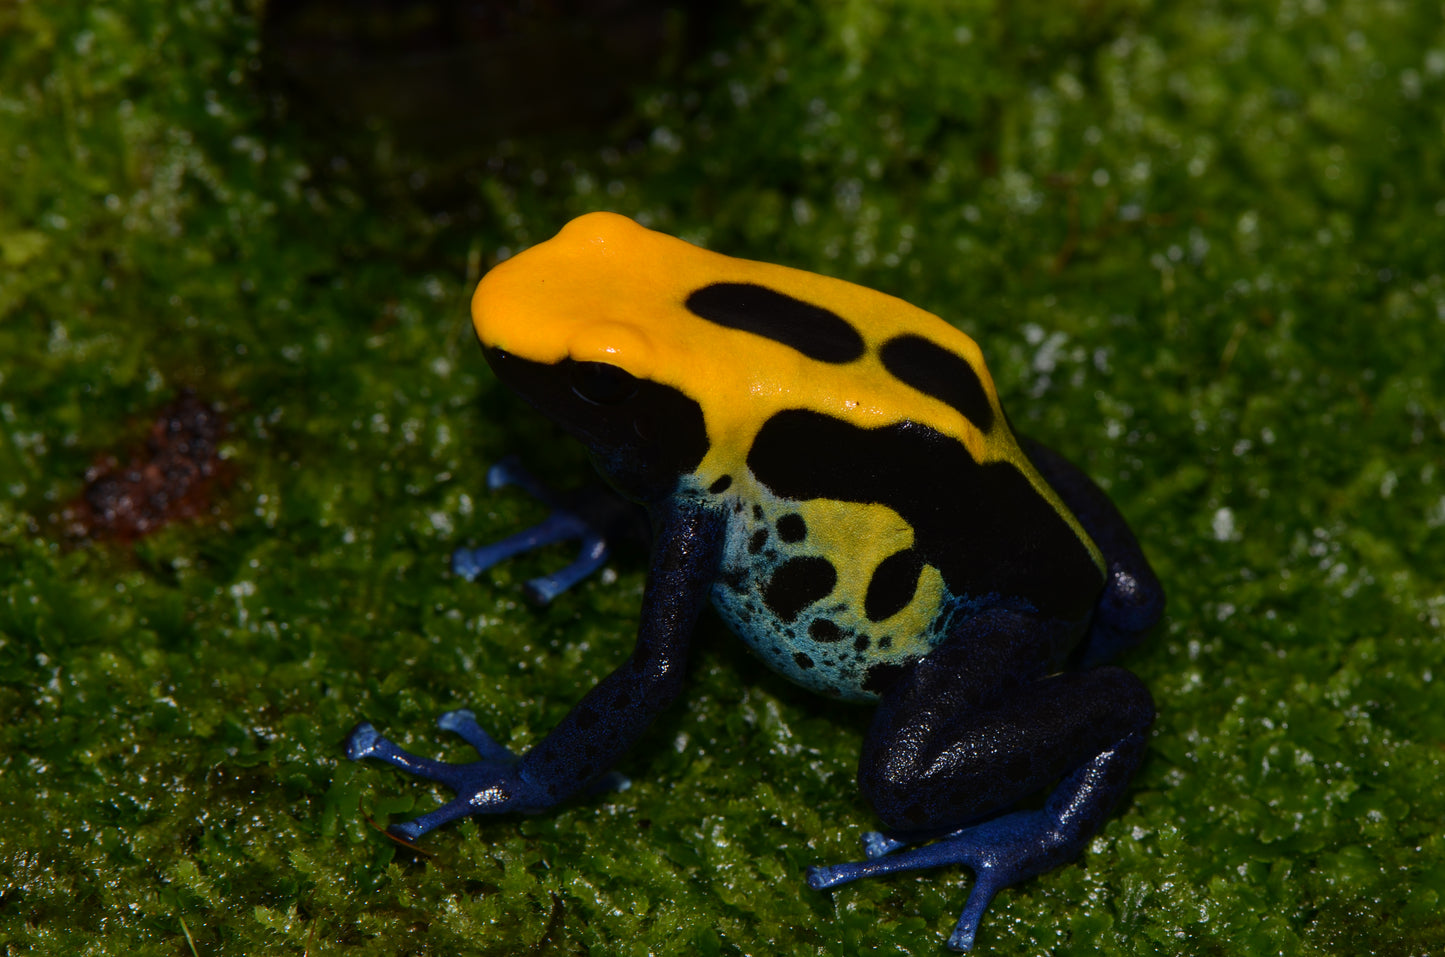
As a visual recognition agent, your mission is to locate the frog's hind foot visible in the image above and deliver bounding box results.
[451,457,641,603]
[808,813,1058,953]
[810,727,1150,952]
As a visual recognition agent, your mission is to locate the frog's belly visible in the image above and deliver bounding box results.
[707,499,951,703]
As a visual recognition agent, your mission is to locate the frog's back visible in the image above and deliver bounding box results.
[475,212,1107,701]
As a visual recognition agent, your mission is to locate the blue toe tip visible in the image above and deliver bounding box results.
[945,927,975,952]
[345,722,379,760]
[436,709,476,731]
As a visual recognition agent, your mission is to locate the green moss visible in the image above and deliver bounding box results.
[2,0,1443,953]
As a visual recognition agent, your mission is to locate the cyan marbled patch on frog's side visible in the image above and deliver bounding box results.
[691,472,954,703]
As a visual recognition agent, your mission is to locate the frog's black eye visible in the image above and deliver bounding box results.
[570,361,637,405]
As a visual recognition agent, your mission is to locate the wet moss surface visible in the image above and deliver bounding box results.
[2,1,1443,954]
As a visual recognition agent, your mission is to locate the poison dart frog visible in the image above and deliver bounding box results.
[347,212,1163,951]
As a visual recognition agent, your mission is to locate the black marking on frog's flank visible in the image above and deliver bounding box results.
[708,475,732,494]
[684,283,866,364]
[761,556,838,622]
[747,410,1102,621]
[863,660,910,694]
[865,548,925,622]
[880,334,996,433]
[809,618,845,643]
[747,528,769,554]
[776,513,807,543]
[793,652,815,669]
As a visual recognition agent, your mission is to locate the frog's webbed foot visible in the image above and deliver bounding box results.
[810,810,1082,952]
[346,709,629,840]
[345,709,527,839]
[810,724,1149,952]
[451,457,643,604]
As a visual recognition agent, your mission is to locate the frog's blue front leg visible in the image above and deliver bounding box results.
[350,500,724,839]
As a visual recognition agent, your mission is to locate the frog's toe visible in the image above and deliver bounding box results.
[809,861,871,890]
[521,527,608,604]
[387,793,488,841]
[485,456,553,499]
[944,873,1005,952]
[861,830,907,859]
[434,708,518,761]
[344,722,384,760]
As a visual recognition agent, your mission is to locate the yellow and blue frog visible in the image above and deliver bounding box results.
[348,212,1163,951]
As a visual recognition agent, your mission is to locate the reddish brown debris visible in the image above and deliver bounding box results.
[64,392,229,542]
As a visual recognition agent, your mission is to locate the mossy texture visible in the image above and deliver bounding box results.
[3,0,1444,954]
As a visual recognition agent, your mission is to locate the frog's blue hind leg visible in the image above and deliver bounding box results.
[811,608,1154,952]
[451,457,632,603]
[811,733,1147,951]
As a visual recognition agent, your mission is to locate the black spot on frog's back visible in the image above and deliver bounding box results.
[685,283,865,364]
[880,334,995,433]
[746,410,1102,621]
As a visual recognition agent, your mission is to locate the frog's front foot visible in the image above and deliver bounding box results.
[808,810,1080,953]
[450,457,618,604]
[346,709,629,839]
[345,709,542,839]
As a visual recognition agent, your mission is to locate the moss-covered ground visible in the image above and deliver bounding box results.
[3,1,1444,953]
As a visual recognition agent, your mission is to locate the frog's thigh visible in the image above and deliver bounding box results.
[858,609,1153,833]
[1019,437,1165,663]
